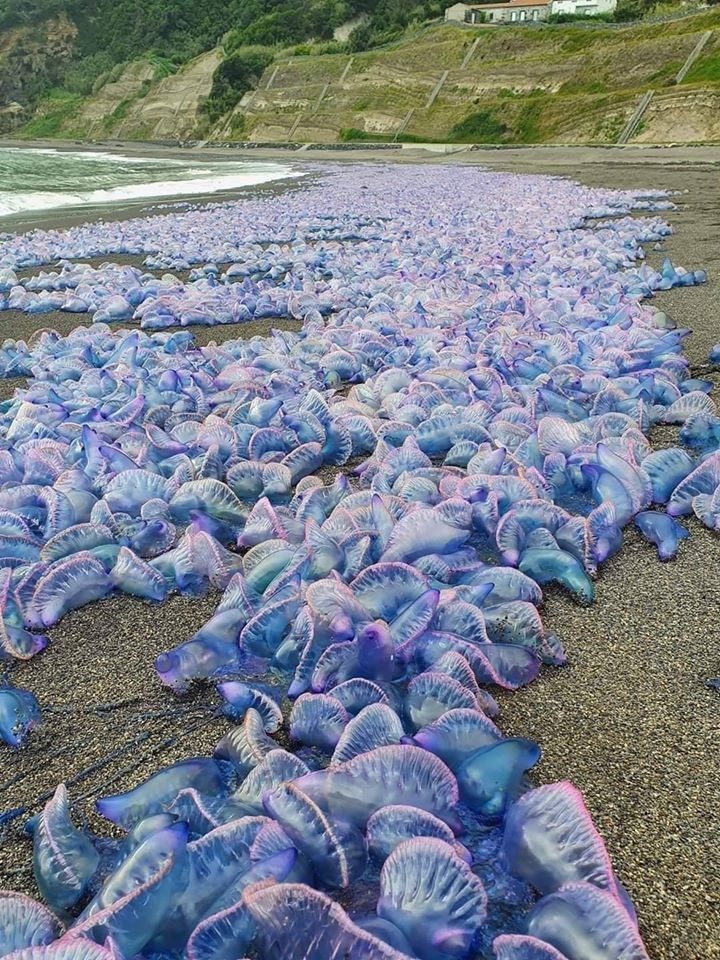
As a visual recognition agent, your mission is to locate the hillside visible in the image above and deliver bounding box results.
[5,7,720,143]
[232,11,720,143]
[0,0,440,132]
[0,15,76,129]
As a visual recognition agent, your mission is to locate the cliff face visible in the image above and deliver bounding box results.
[68,49,222,141]
[0,15,77,131]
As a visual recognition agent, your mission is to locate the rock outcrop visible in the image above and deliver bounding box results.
[0,15,76,131]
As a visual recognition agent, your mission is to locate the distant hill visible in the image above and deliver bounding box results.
[1,1,719,144]
[0,0,442,131]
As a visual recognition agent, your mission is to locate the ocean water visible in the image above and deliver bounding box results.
[0,147,297,219]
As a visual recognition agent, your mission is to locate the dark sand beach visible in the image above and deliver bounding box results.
[0,143,718,958]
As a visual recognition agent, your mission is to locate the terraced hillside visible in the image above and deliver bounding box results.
[13,7,720,144]
[226,10,720,144]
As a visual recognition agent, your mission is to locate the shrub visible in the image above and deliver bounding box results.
[62,51,115,96]
[348,21,374,50]
[448,109,508,142]
[204,47,274,123]
[613,0,648,20]
[16,90,83,138]
[546,11,614,21]
[339,126,428,141]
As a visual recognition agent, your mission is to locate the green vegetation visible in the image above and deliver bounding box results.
[547,10,614,21]
[0,0,447,126]
[448,110,508,143]
[0,0,65,28]
[682,51,720,83]
[348,0,445,52]
[292,40,348,56]
[144,52,177,81]
[647,60,683,82]
[4,0,720,144]
[235,9,720,146]
[224,0,354,49]
[15,89,83,137]
[339,126,426,141]
[204,47,274,123]
[514,100,544,142]
[61,52,115,96]
[559,79,609,94]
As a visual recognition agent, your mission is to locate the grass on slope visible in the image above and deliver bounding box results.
[15,88,83,137]
[243,8,720,144]
[12,6,720,143]
[684,52,720,83]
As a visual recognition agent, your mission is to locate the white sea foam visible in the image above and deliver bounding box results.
[2,146,185,165]
[0,148,298,219]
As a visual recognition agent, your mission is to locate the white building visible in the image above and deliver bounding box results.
[549,0,616,13]
[445,0,614,19]
[445,0,550,22]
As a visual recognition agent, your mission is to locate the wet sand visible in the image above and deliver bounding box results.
[0,146,718,958]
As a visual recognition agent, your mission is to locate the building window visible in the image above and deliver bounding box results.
[532,8,539,17]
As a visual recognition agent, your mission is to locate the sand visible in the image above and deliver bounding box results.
[0,145,718,958]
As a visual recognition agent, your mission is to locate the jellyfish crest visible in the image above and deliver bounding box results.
[331,703,404,765]
[234,750,310,810]
[366,805,462,864]
[289,694,349,751]
[377,837,487,960]
[111,546,168,601]
[32,784,100,911]
[166,816,276,944]
[501,782,621,899]
[31,553,112,628]
[166,788,249,838]
[2,944,117,960]
[294,744,460,832]
[219,682,283,732]
[411,707,502,771]
[492,935,572,960]
[527,882,649,960]
[0,892,64,957]
[96,758,225,828]
[640,447,694,503]
[406,671,478,730]
[667,451,720,516]
[185,897,255,960]
[214,708,277,776]
[244,881,410,960]
[262,782,366,889]
[71,822,189,956]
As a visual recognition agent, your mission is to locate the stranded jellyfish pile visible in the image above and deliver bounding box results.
[0,164,711,959]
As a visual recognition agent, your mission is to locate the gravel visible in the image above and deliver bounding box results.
[481,155,720,960]
[0,591,228,889]
[0,153,718,957]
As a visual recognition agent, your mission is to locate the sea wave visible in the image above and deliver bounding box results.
[3,147,185,165]
[0,159,298,219]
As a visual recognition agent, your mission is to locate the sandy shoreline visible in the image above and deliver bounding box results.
[0,136,718,234]
[0,145,718,958]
